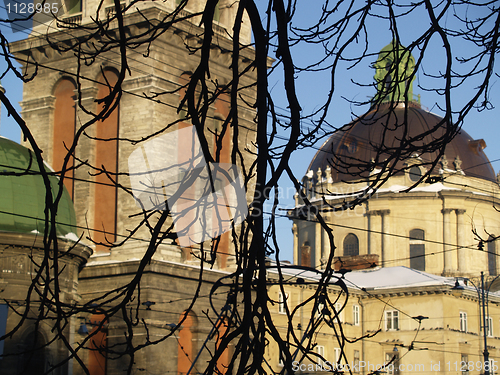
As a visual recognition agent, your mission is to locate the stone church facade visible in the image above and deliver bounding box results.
[7,0,258,374]
[264,42,500,375]
[5,2,500,374]
[290,41,500,278]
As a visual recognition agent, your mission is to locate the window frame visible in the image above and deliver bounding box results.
[461,354,469,375]
[343,233,359,256]
[278,291,289,315]
[407,165,422,182]
[316,301,325,318]
[385,310,399,331]
[353,350,360,373]
[409,229,425,271]
[334,302,344,323]
[487,316,493,337]
[460,311,468,333]
[334,347,341,365]
[488,236,497,276]
[316,345,325,366]
[385,352,399,375]
[353,305,360,326]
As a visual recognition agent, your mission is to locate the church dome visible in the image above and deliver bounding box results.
[0,137,77,237]
[308,101,496,183]
[308,41,496,184]
[294,42,500,278]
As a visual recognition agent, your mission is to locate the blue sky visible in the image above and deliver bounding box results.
[0,2,499,263]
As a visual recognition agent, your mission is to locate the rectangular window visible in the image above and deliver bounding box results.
[386,310,399,331]
[409,243,425,271]
[353,350,360,372]
[316,345,325,366]
[334,347,341,364]
[385,352,399,375]
[316,302,325,318]
[461,354,469,375]
[353,305,360,326]
[488,239,497,276]
[278,292,288,314]
[487,316,493,337]
[460,312,468,332]
[334,302,343,323]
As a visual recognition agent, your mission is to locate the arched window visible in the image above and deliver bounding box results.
[343,234,359,256]
[53,78,76,198]
[94,70,119,252]
[488,235,497,276]
[178,72,191,121]
[18,330,47,374]
[409,229,425,271]
[88,313,107,375]
[300,241,311,266]
[212,94,230,148]
[176,73,197,259]
[213,94,231,268]
[409,229,424,240]
[177,311,197,375]
[215,317,229,374]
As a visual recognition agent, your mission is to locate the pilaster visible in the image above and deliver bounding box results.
[442,208,454,275]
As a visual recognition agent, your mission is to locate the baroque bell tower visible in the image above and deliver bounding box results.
[10,0,257,269]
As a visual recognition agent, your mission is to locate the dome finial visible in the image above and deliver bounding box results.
[373,40,416,104]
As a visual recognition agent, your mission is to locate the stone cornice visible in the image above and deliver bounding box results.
[20,95,56,113]
[9,6,257,66]
[360,286,449,298]
[79,257,230,282]
[0,231,92,267]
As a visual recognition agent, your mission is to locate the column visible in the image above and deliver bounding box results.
[366,210,389,266]
[365,203,371,255]
[368,212,381,260]
[456,209,466,273]
[75,86,98,238]
[379,210,391,266]
[321,224,329,268]
[442,208,454,275]
[292,223,299,265]
[315,221,322,269]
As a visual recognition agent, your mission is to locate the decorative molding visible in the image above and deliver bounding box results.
[20,96,56,113]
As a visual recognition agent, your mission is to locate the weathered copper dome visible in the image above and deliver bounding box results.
[0,137,77,236]
[308,102,496,183]
[308,42,496,183]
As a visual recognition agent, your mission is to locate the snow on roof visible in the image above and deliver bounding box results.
[342,266,452,290]
[62,232,81,242]
[269,264,500,299]
[269,265,455,291]
[319,182,461,202]
[378,183,461,194]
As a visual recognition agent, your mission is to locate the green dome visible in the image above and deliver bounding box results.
[0,137,77,237]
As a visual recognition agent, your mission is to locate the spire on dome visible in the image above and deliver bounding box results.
[373,40,416,104]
